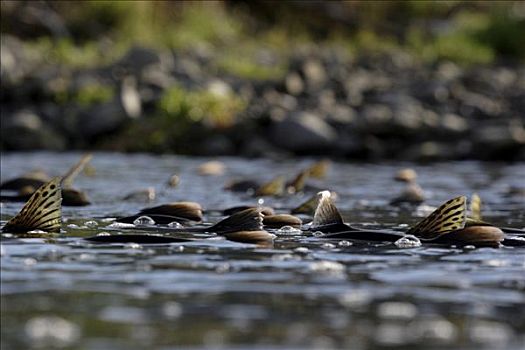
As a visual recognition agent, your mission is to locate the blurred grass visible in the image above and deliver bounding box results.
[3,1,523,69]
[159,84,246,129]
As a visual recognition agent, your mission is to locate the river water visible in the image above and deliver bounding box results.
[1,152,524,350]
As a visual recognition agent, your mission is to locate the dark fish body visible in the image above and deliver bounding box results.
[138,202,203,222]
[85,234,191,244]
[0,178,47,192]
[1,188,90,206]
[96,208,272,245]
[62,188,91,206]
[116,214,192,225]
[322,228,406,242]
[224,180,259,193]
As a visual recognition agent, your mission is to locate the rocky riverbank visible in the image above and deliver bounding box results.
[2,36,524,160]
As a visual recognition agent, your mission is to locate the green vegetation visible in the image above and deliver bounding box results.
[159,84,246,129]
[3,1,523,70]
[2,1,523,153]
[102,84,246,153]
[52,81,115,106]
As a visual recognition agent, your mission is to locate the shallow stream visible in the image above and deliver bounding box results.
[1,153,524,350]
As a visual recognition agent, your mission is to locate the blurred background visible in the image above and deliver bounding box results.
[1,0,524,160]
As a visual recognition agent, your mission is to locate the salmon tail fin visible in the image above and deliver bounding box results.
[407,195,467,239]
[3,177,62,233]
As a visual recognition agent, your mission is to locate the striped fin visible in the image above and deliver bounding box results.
[287,170,309,193]
[312,191,343,227]
[407,195,467,239]
[2,178,62,233]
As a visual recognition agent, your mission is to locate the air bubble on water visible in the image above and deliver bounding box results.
[163,301,183,319]
[294,247,310,254]
[24,258,37,266]
[84,220,98,228]
[321,243,336,250]
[133,216,155,226]
[338,240,352,247]
[125,243,142,249]
[168,221,183,228]
[464,245,476,250]
[308,260,345,274]
[257,198,264,206]
[339,290,371,308]
[101,217,116,223]
[67,224,80,229]
[25,315,80,347]
[277,225,302,235]
[96,232,110,236]
[312,231,325,237]
[27,229,46,234]
[377,302,418,320]
[79,253,94,261]
[107,222,136,229]
[170,245,185,253]
[215,263,230,273]
[410,316,457,343]
[469,320,513,345]
[394,235,421,248]
[273,253,295,261]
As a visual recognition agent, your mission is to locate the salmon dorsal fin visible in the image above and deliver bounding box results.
[407,195,467,239]
[61,153,93,188]
[287,170,309,193]
[306,159,331,179]
[470,193,482,221]
[209,208,264,234]
[255,176,285,197]
[3,177,62,233]
[312,191,344,227]
[291,193,319,215]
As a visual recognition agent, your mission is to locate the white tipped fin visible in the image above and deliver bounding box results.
[312,191,344,227]
[3,178,62,233]
[470,193,482,221]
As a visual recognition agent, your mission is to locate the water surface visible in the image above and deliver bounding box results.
[1,153,524,350]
